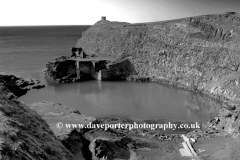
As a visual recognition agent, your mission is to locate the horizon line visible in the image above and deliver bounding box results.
[0,24,93,27]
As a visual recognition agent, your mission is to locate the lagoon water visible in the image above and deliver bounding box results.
[0,26,222,123]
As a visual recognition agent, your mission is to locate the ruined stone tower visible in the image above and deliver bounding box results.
[101,16,106,20]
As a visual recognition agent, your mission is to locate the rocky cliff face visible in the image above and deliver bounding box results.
[77,12,240,102]
[45,56,79,83]
[0,77,74,160]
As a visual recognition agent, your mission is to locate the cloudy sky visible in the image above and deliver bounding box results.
[0,0,240,26]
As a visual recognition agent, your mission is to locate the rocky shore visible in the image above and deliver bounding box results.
[44,56,82,83]
[0,74,45,97]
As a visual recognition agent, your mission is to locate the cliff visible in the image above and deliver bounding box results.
[77,12,240,103]
[0,76,74,160]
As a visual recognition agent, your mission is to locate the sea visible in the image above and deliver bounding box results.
[0,26,223,123]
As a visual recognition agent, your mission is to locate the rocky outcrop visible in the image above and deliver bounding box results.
[77,12,240,103]
[0,83,73,160]
[45,56,95,83]
[0,74,45,97]
[45,56,78,83]
[106,59,137,80]
[32,85,45,90]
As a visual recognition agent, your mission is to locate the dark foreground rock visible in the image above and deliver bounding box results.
[0,84,74,160]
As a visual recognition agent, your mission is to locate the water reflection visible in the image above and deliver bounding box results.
[184,93,221,121]
[19,81,222,123]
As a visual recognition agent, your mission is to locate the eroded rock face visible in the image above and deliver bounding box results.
[45,56,96,83]
[0,84,74,160]
[106,58,137,80]
[45,56,78,83]
[77,12,240,103]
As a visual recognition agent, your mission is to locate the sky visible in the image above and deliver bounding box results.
[0,0,240,26]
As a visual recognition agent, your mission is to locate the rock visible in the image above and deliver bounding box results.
[0,74,44,97]
[107,59,137,80]
[0,83,74,160]
[71,110,81,115]
[0,75,30,97]
[6,93,17,100]
[89,137,131,160]
[45,56,80,83]
[32,85,45,89]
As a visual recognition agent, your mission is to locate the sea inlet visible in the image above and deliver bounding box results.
[19,79,223,124]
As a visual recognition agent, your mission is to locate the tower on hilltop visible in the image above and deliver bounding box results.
[101,16,106,20]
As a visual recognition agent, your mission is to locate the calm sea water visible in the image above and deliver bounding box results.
[0,26,223,123]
